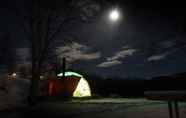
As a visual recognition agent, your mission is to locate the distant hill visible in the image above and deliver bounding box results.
[171,72,186,78]
[146,72,186,91]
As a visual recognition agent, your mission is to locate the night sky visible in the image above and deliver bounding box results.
[0,0,186,79]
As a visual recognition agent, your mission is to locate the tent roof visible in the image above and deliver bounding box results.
[57,71,83,78]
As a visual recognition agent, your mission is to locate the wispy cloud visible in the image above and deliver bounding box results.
[72,0,101,21]
[147,54,167,61]
[107,48,137,61]
[97,60,122,68]
[147,45,182,62]
[97,46,137,68]
[159,41,175,49]
[56,42,101,62]
[16,48,30,64]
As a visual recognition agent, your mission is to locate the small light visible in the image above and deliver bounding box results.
[12,73,17,77]
[10,73,17,79]
[40,75,44,80]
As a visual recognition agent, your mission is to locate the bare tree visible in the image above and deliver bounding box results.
[16,0,105,104]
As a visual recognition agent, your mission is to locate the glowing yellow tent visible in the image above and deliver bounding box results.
[48,71,91,97]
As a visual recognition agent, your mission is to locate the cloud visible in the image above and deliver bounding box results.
[16,48,30,64]
[72,0,101,21]
[56,42,101,62]
[121,45,130,49]
[147,54,167,61]
[159,41,175,48]
[147,46,182,62]
[97,60,122,68]
[107,48,137,61]
[97,46,137,68]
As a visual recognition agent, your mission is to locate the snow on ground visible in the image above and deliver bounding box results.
[0,78,30,110]
[0,98,186,118]
[0,76,186,118]
[24,98,186,118]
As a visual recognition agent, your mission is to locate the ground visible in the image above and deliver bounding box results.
[0,98,186,118]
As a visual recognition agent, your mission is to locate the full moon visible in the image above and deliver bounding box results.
[109,9,120,22]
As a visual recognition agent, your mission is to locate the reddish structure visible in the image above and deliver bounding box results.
[47,76,81,97]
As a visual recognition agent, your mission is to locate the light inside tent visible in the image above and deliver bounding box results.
[57,71,91,97]
[73,77,91,97]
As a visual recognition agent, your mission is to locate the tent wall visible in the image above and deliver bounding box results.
[47,76,80,97]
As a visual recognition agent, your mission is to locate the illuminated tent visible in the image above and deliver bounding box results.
[47,71,91,97]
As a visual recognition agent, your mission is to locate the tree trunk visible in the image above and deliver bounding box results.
[28,61,41,105]
[28,0,45,105]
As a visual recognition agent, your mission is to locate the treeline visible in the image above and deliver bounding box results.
[85,74,186,98]
[86,77,145,97]
[145,76,186,91]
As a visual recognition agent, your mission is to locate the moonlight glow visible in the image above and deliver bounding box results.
[109,9,120,22]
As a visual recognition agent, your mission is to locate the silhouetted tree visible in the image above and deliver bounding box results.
[16,0,105,104]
